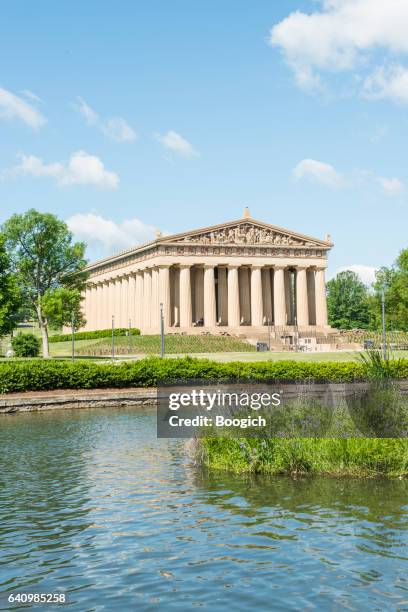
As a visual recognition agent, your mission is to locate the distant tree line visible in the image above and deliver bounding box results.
[327,249,408,331]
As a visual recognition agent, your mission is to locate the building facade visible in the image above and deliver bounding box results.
[81,208,333,336]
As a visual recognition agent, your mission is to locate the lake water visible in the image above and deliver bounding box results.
[0,407,407,611]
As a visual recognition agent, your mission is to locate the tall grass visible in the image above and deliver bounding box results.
[199,437,408,477]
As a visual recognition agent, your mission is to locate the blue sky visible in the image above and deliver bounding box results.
[1,0,408,282]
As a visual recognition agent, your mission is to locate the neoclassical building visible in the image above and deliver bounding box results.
[82,208,333,336]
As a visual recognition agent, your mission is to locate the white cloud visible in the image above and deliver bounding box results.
[21,89,42,103]
[72,96,137,142]
[73,96,99,125]
[269,0,408,92]
[7,151,119,190]
[0,87,46,129]
[335,265,378,286]
[293,158,342,187]
[363,64,408,104]
[102,117,137,142]
[155,130,199,158]
[378,176,405,196]
[66,213,159,258]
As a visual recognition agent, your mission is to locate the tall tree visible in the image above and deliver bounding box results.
[0,234,22,336]
[327,270,371,329]
[3,210,87,357]
[372,249,408,331]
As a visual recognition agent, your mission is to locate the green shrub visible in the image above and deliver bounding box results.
[49,327,140,343]
[11,333,41,358]
[0,357,407,393]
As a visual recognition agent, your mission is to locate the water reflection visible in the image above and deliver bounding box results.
[0,407,407,610]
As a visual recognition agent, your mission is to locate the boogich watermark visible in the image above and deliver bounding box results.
[157,383,282,438]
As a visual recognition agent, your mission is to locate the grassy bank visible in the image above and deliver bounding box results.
[198,437,408,477]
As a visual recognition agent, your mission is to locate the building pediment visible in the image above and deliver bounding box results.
[159,219,331,249]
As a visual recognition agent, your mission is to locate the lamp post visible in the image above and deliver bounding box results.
[111,315,115,361]
[71,312,75,362]
[381,288,387,360]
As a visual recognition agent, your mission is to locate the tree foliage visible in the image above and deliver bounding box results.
[11,333,40,358]
[0,234,22,336]
[327,270,371,329]
[2,209,88,357]
[372,249,408,331]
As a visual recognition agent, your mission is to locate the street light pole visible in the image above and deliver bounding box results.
[381,288,387,360]
[71,312,75,362]
[111,315,115,361]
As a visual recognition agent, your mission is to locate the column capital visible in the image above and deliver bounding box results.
[179,263,191,270]
[157,263,171,269]
[295,265,309,271]
[203,263,216,269]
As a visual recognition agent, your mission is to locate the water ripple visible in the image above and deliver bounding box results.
[0,407,407,610]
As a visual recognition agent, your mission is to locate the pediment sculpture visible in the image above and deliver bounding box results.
[176,223,314,247]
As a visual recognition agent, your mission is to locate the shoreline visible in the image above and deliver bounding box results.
[2,379,408,413]
[0,387,157,413]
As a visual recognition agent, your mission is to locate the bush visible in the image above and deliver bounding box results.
[0,357,407,393]
[11,333,41,358]
[49,328,140,343]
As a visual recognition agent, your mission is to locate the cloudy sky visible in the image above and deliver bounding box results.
[1,0,408,283]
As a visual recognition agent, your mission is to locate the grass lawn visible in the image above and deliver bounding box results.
[50,334,257,357]
[48,336,408,362]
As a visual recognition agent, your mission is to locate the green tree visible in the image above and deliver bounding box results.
[0,234,22,336]
[327,270,371,329]
[41,287,85,330]
[3,209,87,358]
[372,249,408,331]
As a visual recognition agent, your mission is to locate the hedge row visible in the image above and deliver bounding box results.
[49,328,140,343]
[1,357,408,393]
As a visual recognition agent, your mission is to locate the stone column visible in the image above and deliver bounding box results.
[150,268,159,331]
[315,268,328,327]
[227,266,240,327]
[107,278,115,328]
[135,271,143,330]
[121,276,129,328]
[96,283,104,330]
[179,265,192,328]
[239,268,250,324]
[143,269,152,330]
[113,277,121,328]
[173,268,180,326]
[296,267,309,327]
[127,273,136,328]
[262,268,273,325]
[194,267,204,322]
[159,265,171,328]
[218,267,228,325]
[83,286,91,330]
[273,267,286,326]
[250,266,263,326]
[102,282,109,329]
[203,265,216,327]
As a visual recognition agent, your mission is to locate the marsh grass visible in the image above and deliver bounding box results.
[200,437,408,477]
